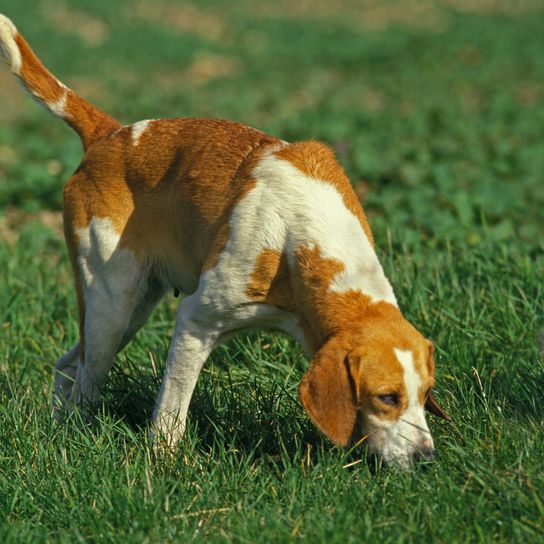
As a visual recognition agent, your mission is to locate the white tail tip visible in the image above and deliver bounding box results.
[0,14,22,75]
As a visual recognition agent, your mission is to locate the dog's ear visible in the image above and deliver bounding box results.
[425,392,452,420]
[299,343,358,446]
[424,340,452,420]
[425,339,435,375]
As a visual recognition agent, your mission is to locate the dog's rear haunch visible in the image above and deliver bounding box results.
[0,14,450,469]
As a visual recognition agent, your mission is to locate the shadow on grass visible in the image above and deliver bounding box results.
[491,365,544,421]
[101,356,328,459]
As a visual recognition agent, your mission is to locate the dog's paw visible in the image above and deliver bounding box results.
[148,418,186,458]
[51,389,74,422]
[151,438,177,460]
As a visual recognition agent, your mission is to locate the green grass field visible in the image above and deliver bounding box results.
[1,0,543,542]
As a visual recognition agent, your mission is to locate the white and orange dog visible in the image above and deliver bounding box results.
[0,15,449,468]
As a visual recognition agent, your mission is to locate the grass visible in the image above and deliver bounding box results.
[0,0,543,542]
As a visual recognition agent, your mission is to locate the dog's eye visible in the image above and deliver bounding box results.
[378,394,399,407]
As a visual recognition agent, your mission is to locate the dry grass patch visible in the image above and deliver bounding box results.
[0,71,27,122]
[250,0,543,30]
[42,1,109,47]
[184,53,241,86]
[515,83,543,107]
[442,0,543,14]
[152,54,241,90]
[250,0,449,31]
[0,208,63,244]
[361,88,386,113]
[129,1,229,42]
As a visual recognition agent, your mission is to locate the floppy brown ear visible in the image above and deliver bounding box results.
[425,392,452,421]
[299,344,358,446]
[424,340,452,420]
[426,339,435,375]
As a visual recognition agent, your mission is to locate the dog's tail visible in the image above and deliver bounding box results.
[0,14,121,150]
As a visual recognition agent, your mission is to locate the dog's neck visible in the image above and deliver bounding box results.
[288,249,400,354]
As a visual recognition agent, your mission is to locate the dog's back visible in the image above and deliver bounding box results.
[65,118,280,292]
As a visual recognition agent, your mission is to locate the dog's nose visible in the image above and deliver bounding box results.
[413,447,435,464]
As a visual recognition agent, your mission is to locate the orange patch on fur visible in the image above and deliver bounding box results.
[291,245,376,346]
[275,142,374,245]
[246,244,384,355]
[246,244,363,352]
[245,249,294,310]
[64,119,279,286]
[202,223,230,272]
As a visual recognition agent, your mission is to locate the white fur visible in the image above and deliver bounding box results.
[151,285,307,444]
[152,296,220,445]
[47,89,68,118]
[249,150,397,305]
[395,349,421,408]
[132,120,152,145]
[198,147,397,321]
[363,348,432,469]
[53,343,80,415]
[76,217,141,293]
[0,14,22,75]
[394,348,433,451]
[71,218,145,405]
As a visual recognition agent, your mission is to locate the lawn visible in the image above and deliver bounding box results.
[0,0,543,542]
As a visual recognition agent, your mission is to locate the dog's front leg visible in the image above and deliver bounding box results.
[151,298,220,449]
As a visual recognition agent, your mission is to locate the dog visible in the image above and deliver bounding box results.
[0,15,450,468]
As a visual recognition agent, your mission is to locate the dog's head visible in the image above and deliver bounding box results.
[300,311,450,469]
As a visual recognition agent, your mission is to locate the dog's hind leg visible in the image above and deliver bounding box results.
[71,273,170,411]
[55,280,165,415]
[53,343,80,417]
[69,282,140,410]
[117,276,166,353]
[66,218,154,411]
